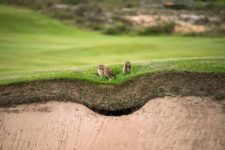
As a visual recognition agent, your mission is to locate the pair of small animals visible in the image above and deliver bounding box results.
[97,61,131,80]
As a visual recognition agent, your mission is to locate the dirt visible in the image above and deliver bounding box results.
[124,12,223,33]
[125,15,157,27]
[0,72,225,115]
[126,14,208,33]
[0,96,225,150]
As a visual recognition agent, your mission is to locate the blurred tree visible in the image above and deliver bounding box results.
[140,0,194,7]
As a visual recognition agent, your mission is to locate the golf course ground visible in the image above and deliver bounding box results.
[0,4,225,150]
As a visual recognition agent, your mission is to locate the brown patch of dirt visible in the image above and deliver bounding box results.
[124,13,211,33]
[0,72,225,115]
[0,96,225,150]
[125,15,157,27]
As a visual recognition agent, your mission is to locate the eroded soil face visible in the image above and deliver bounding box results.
[1,72,225,115]
[0,96,225,150]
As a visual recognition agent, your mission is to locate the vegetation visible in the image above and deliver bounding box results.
[1,57,225,86]
[191,0,225,9]
[102,23,130,35]
[137,22,175,35]
[102,22,176,36]
[0,0,59,9]
[1,0,224,37]
[0,0,140,8]
[0,4,224,114]
[0,5,225,85]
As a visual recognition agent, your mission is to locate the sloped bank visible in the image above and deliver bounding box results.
[0,71,225,115]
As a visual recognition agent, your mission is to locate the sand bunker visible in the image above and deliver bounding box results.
[0,96,225,150]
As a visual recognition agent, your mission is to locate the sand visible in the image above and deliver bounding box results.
[0,96,225,150]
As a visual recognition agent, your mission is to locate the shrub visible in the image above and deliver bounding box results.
[137,22,175,35]
[184,27,225,37]
[61,0,83,5]
[102,23,130,35]
[0,0,60,9]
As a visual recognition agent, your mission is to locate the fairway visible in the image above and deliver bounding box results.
[0,5,225,74]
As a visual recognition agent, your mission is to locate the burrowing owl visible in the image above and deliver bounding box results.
[104,67,116,80]
[97,64,105,78]
[123,61,131,74]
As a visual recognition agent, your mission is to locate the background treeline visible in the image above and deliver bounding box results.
[0,0,139,9]
[1,0,225,9]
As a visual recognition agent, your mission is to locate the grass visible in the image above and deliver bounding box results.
[1,57,225,85]
[0,5,225,85]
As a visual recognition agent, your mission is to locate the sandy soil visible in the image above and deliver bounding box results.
[0,96,225,150]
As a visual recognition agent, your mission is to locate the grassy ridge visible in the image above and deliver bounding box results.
[0,5,225,85]
[0,57,225,85]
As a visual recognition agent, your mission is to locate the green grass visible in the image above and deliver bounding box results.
[0,5,225,85]
[1,57,225,85]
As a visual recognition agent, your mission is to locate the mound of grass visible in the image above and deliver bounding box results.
[0,57,225,86]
